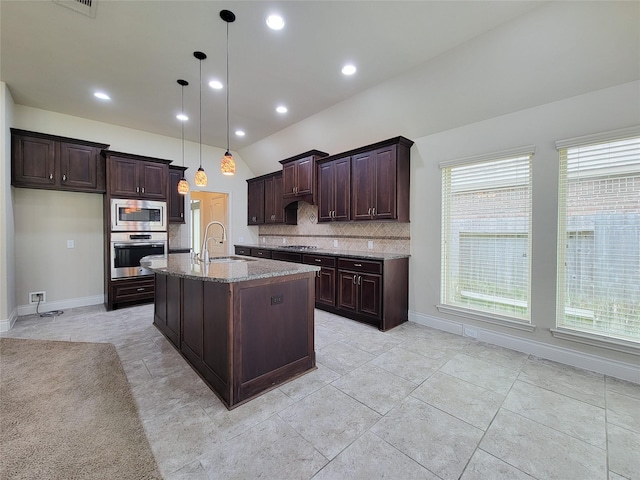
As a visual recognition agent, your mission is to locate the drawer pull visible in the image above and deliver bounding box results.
[354,263,362,267]
[315,259,321,262]
[136,288,145,292]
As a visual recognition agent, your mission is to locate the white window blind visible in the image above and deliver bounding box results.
[557,135,640,342]
[441,152,533,322]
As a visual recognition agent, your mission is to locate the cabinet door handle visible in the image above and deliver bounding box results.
[372,207,376,216]
[180,213,184,218]
[358,276,361,285]
[353,274,357,284]
[49,173,54,180]
[136,187,140,193]
[62,174,67,181]
[142,187,145,193]
[368,207,371,216]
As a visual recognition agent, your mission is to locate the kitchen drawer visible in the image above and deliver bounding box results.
[303,254,336,268]
[250,248,272,259]
[337,258,382,274]
[235,246,251,256]
[112,277,155,302]
[272,250,302,263]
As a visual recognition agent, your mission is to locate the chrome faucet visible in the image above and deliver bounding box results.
[199,221,227,262]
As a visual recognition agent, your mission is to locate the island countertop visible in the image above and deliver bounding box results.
[141,252,320,283]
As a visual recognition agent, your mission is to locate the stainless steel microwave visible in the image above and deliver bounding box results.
[110,198,167,232]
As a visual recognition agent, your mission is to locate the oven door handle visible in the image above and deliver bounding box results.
[113,243,165,248]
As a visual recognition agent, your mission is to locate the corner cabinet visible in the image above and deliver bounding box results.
[247,172,297,225]
[11,129,109,193]
[279,150,329,206]
[168,166,188,223]
[104,151,170,200]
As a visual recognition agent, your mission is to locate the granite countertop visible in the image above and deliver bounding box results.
[140,253,319,283]
[236,244,410,261]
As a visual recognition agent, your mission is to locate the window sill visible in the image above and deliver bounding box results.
[436,304,535,332]
[550,328,640,355]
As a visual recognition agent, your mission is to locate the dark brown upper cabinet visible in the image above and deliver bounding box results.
[11,129,109,193]
[247,171,297,225]
[317,136,413,223]
[168,165,188,223]
[247,176,265,225]
[317,156,351,222]
[279,150,329,206]
[104,151,170,200]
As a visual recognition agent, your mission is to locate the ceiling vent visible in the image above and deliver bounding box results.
[52,0,98,18]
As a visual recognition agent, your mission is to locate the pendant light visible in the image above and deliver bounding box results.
[220,9,236,176]
[193,51,208,187]
[176,79,190,195]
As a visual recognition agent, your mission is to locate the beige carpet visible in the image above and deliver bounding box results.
[0,337,161,480]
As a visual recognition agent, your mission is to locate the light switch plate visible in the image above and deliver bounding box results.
[67,240,75,249]
[367,240,373,249]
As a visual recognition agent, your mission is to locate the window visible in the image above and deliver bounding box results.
[556,133,640,343]
[440,148,533,324]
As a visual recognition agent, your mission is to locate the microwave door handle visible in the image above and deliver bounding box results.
[113,243,158,248]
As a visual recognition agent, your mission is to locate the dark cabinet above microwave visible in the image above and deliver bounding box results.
[103,150,171,200]
[11,129,109,193]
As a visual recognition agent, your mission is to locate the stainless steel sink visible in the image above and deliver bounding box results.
[208,256,255,264]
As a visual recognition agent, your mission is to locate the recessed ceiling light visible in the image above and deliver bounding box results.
[94,91,110,100]
[235,130,245,137]
[341,64,357,76]
[266,15,284,30]
[209,80,223,90]
[276,105,288,114]
[176,113,188,121]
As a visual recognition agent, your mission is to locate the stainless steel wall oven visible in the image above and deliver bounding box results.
[110,232,167,279]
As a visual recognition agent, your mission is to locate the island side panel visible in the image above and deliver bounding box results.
[180,278,231,406]
[232,272,316,405]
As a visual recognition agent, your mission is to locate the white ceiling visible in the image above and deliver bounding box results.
[1,0,543,151]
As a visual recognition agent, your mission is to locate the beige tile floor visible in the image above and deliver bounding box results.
[3,304,639,480]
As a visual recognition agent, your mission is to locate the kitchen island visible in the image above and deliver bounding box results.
[141,253,319,409]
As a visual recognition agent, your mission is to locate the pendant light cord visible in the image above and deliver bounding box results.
[181,84,185,167]
[226,20,230,154]
[199,57,203,168]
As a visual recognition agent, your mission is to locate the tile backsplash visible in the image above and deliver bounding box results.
[259,202,410,254]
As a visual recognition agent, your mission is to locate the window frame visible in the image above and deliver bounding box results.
[438,146,535,330]
[554,126,640,352]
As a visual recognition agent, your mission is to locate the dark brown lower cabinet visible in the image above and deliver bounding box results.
[109,276,155,311]
[235,246,409,331]
[153,272,316,409]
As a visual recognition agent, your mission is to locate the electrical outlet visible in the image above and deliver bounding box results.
[333,239,338,248]
[282,237,286,244]
[29,291,46,304]
[238,236,244,243]
[67,239,75,249]
[463,326,478,339]
[367,240,374,249]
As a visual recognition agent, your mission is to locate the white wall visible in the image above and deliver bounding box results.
[1,82,17,329]
[10,106,258,313]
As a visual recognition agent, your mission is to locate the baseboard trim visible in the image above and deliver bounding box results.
[409,310,639,384]
[0,307,19,333]
[15,295,104,318]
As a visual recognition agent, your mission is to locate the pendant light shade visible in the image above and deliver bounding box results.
[220,10,236,176]
[194,51,208,187]
[176,79,190,195]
